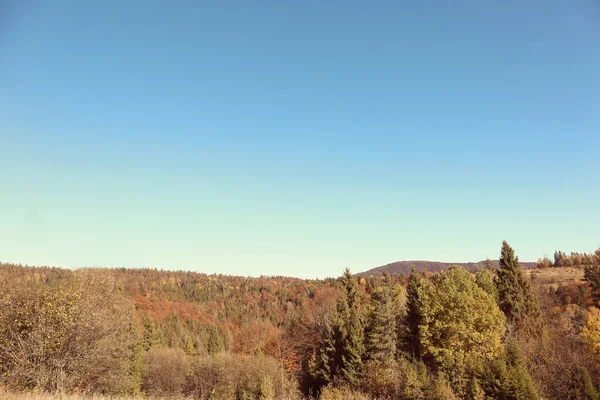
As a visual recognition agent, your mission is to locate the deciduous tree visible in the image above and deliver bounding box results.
[418,266,506,381]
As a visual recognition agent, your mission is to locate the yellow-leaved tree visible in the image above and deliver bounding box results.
[418,266,506,383]
[581,306,600,354]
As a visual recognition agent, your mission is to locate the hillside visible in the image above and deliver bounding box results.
[526,265,586,290]
[360,259,538,276]
[2,243,600,399]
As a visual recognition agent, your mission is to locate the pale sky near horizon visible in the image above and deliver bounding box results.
[1,1,599,278]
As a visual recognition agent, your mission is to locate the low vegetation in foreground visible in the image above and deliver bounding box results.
[2,242,600,399]
[0,393,139,400]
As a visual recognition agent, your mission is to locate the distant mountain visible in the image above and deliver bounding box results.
[359,259,537,276]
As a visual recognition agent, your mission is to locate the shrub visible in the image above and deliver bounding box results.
[142,347,189,396]
[423,373,459,400]
[0,271,136,394]
[359,358,427,399]
[185,354,300,400]
[319,385,370,400]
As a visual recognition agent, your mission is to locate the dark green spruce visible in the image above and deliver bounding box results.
[495,241,541,334]
[365,271,402,367]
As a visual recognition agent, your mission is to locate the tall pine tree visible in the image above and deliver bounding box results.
[308,269,365,389]
[405,267,426,358]
[365,271,405,367]
[337,268,365,386]
[495,241,541,335]
[307,311,339,389]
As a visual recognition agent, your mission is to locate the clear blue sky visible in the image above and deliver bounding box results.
[1,1,599,278]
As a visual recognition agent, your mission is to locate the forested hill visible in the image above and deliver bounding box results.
[360,259,537,276]
[2,242,600,399]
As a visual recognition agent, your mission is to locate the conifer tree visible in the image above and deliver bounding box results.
[337,268,365,386]
[584,265,600,306]
[307,306,340,389]
[495,241,541,334]
[142,315,162,350]
[504,340,539,400]
[405,268,426,358]
[365,271,405,367]
[479,340,540,400]
[581,367,600,400]
[308,269,365,388]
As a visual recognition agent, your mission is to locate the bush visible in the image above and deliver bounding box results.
[319,385,370,400]
[423,373,459,400]
[359,358,427,399]
[185,354,300,400]
[142,347,189,396]
[0,271,136,394]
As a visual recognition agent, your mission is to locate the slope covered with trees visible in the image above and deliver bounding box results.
[362,259,537,276]
[1,241,600,399]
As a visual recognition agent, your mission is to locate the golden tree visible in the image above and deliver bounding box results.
[581,307,600,354]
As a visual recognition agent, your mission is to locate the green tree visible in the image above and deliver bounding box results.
[365,271,406,366]
[307,269,365,389]
[141,314,162,351]
[337,269,365,386]
[585,265,600,306]
[478,341,540,400]
[581,367,600,400]
[307,312,339,388]
[405,268,426,358]
[495,241,541,334]
[130,339,144,395]
[475,269,498,302]
[418,266,506,385]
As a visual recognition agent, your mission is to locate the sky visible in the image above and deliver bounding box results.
[1,1,599,278]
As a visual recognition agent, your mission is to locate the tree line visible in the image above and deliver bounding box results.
[2,241,600,399]
[537,248,600,269]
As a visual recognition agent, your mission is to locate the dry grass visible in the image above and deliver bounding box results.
[0,393,187,400]
[526,266,586,289]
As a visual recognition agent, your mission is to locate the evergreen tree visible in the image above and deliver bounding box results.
[504,341,539,400]
[308,269,365,388]
[142,314,162,350]
[479,340,540,400]
[307,320,336,389]
[585,265,600,306]
[495,241,541,334]
[405,267,426,358]
[337,268,365,386]
[129,338,144,395]
[366,271,405,367]
[581,367,600,400]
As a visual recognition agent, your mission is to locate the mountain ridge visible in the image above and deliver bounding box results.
[359,259,537,276]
